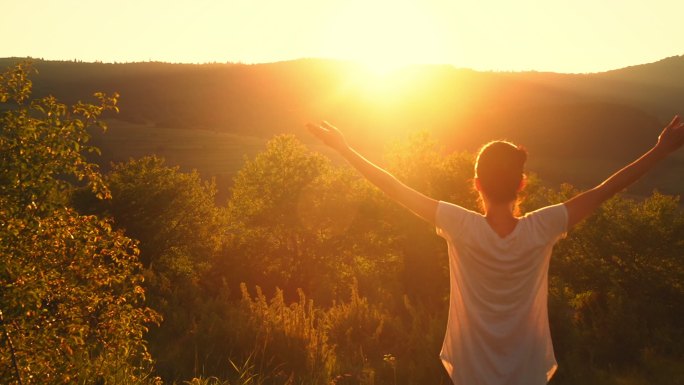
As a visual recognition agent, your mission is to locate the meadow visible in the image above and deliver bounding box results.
[90,120,268,202]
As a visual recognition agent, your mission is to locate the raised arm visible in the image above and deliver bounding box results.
[564,115,684,229]
[307,121,439,225]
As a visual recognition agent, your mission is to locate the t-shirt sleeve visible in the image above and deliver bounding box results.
[535,203,569,241]
[435,201,471,240]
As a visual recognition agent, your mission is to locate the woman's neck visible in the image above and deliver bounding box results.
[483,201,519,238]
[483,201,517,219]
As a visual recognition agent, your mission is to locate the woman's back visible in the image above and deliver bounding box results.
[436,202,567,385]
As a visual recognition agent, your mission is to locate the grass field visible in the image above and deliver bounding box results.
[91,120,271,202]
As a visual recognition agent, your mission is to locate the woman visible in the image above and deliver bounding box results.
[306,115,684,385]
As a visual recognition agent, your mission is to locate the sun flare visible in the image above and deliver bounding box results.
[321,1,448,75]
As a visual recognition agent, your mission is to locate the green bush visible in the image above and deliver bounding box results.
[0,62,160,384]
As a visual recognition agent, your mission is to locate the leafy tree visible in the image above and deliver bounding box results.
[0,63,113,210]
[75,155,229,380]
[383,132,478,310]
[551,191,684,367]
[225,135,404,304]
[226,135,346,299]
[385,130,477,208]
[108,157,228,380]
[0,62,160,384]
[95,156,226,269]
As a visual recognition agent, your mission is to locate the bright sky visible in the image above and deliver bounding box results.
[2,0,682,73]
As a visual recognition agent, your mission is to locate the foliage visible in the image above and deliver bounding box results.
[183,377,231,385]
[166,132,683,385]
[89,155,227,269]
[0,62,160,384]
[239,283,333,383]
[385,130,477,208]
[0,62,117,211]
[270,136,679,384]
[225,135,403,304]
[7,59,681,384]
[323,282,394,384]
[0,207,160,384]
[75,155,229,380]
[551,192,684,368]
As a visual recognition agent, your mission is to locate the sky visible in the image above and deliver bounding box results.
[2,0,682,74]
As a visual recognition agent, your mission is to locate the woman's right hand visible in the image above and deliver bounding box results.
[656,115,684,154]
[306,121,349,153]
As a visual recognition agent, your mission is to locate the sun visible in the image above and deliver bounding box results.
[321,1,448,75]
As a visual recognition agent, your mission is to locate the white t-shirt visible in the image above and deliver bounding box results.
[435,201,568,385]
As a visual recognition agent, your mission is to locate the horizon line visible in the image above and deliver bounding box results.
[1,54,683,76]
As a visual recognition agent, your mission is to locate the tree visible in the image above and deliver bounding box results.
[383,132,478,310]
[82,155,228,380]
[98,156,226,270]
[225,135,404,304]
[0,62,160,384]
[226,135,341,300]
[550,191,684,367]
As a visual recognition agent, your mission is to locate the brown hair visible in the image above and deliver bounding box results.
[474,140,527,205]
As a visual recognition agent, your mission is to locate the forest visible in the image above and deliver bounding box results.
[1,60,683,385]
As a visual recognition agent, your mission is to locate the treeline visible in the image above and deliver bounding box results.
[2,63,684,385]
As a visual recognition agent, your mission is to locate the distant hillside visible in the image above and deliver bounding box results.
[516,55,684,122]
[599,55,684,88]
[2,56,683,195]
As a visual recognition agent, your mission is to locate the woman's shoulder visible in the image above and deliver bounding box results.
[523,203,567,218]
[435,201,482,236]
[520,203,568,239]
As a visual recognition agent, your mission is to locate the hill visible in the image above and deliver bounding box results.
[2,56,683,197]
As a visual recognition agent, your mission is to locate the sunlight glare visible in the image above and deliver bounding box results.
[322,0,447,75]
